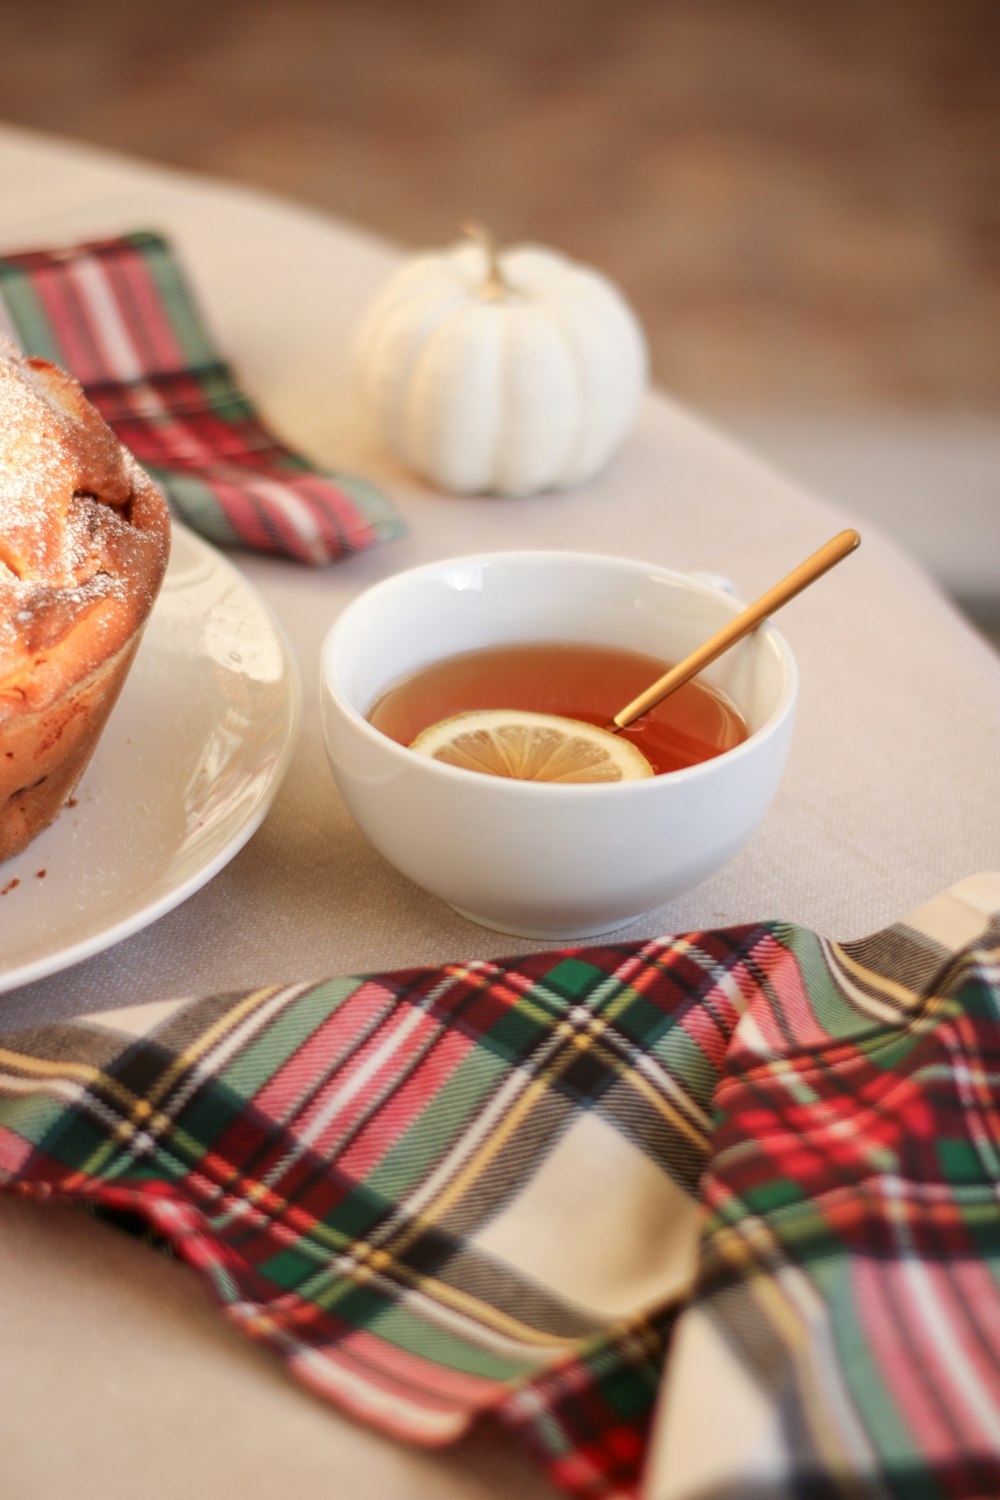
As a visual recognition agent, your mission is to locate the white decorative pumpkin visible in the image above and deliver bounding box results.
[354,228,649,497]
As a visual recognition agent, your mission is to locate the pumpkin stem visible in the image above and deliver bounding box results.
[462,222,509,301]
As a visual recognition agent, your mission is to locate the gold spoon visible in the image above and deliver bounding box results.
[606,528,861,733]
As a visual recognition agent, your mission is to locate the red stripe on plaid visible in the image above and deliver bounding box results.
[338,1328,505,1408]
[325,1034,475,1179]
[103,247,189,370]
[67,255,150,380]
[248,981,480,1169]
[297,471,380,553]
[250,985,397,1110]
[673,971,744,1064]
[28,261,105,381]
[0,1125,34,1175]
[287,1346,477,1445]
[206,470,308,555]
[858,1255,1000,1463]
[239,473,344,566]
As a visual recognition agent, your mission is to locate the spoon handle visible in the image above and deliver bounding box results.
[607,528,861,732]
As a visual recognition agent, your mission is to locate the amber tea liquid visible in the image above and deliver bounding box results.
[367,641,749,775]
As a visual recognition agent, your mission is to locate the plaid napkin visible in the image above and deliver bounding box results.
[2,878,999,1498]
[0,230,403,564]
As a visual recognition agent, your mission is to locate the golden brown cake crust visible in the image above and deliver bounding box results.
[0,337,171,862]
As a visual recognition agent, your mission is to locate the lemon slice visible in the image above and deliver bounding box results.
[408,709,654,784]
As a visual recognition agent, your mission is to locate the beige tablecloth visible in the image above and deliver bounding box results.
[0,125,998,1500]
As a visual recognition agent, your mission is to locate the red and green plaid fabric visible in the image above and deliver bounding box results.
[0,229,403,564]
[2,882,999,1498]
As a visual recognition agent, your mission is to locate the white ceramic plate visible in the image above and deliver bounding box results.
[0,525,301,994]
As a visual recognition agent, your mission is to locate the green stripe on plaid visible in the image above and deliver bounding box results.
[2,887,1000,1498]
[0,230,404,564]
[0,270,62,363]
[143,469,243,550]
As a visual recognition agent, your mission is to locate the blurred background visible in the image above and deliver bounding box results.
[1,0,997,636]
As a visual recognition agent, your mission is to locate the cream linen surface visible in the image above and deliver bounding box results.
[0,125,998,1500]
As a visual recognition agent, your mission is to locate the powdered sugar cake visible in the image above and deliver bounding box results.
[0,336,171,863]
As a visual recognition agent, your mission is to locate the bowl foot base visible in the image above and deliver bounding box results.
[447,903,647,944]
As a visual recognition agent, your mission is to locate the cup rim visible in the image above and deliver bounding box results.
[321,549,799,797]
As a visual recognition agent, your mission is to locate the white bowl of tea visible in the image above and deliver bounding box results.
[320,551,798,940]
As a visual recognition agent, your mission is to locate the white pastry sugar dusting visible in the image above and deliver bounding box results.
[0,335,169,681]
